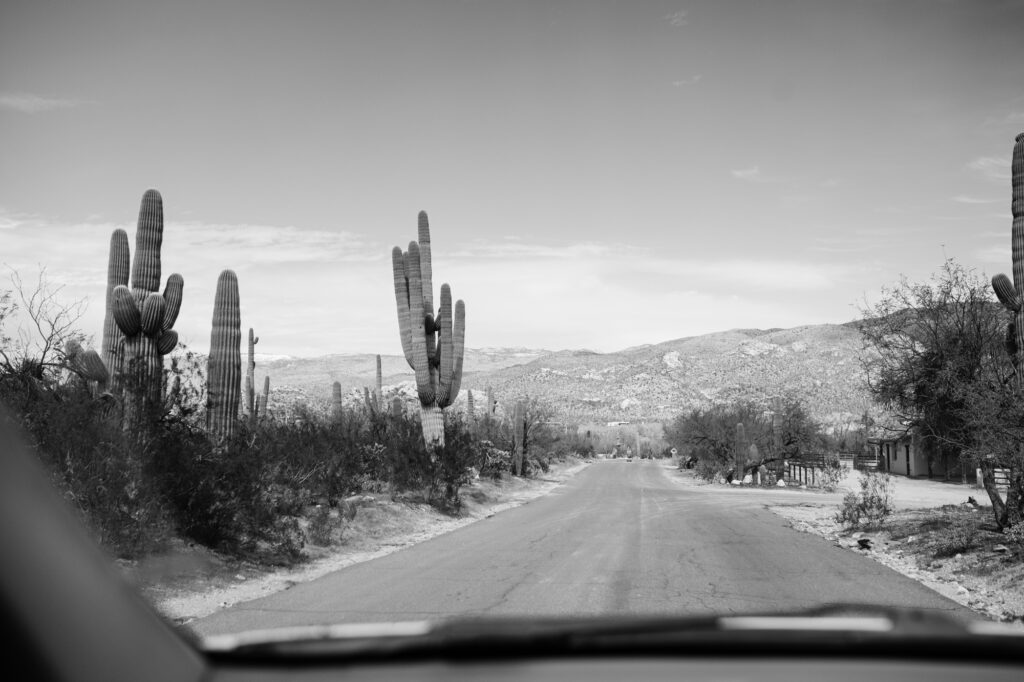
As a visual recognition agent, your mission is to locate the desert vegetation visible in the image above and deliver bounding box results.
[664,395,837,485]
[0,193,586,567]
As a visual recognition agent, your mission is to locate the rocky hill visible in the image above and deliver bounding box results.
[463,323,872,428]
[250,322,873,427]
[245,319,872,421]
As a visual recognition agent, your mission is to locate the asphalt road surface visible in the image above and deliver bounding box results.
[191,459,973,636]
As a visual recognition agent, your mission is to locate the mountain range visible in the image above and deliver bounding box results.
[249,321,874,428]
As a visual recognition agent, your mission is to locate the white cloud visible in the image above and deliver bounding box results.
[730,166,786,183]
[967,156,1011,182]
[731,166,763,182]
[952,194,999,204]
[672,74,702,87]
[665,10,689,27]
[0,208,868,356]
[0,92,83,113]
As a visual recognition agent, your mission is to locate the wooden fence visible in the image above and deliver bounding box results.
[783,454,835,487]
[975,468,1010,489]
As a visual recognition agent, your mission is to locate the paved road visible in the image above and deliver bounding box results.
[191,460,973,636]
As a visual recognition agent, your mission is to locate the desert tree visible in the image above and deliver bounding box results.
[858,259,1005,482]
[0,267,88,379]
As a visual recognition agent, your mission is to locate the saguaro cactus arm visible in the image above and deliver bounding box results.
[130,190,164,298]
[102,229,130,373]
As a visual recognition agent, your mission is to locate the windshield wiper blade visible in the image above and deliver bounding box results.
[203,605,1024,663]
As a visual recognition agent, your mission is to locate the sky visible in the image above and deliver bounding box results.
[2,0,1023,357]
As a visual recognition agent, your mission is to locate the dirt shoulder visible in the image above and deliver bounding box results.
[769,494,1024,627]
[667,462,1024,626]
[120,459,591,626]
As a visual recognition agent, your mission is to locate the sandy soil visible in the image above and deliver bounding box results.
[121,460,591,626]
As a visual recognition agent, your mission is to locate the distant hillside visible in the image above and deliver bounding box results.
[247,322,873,427]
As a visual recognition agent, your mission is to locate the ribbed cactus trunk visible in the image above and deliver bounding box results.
[207,270,241,441]
[111,190,183,434]
[993,134,1024,385]
[259,376,270,419]
[375,354,383,410]
[990,133,1024,528]
[512,400,526,476]
[467,390,475,420]
[392,211,466,449]
[734,422,748,481]
[244,328,258,419]
[487,386,495,416]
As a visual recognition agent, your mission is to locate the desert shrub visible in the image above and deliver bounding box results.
[1004,522,1024,548]
[384,409,433,492]
[933,522,977,558]
[819,455,845,492]
[522,456,549,476]
[477,441,511,478]
[1,369,174,558]
[429,415,481,512]
[152,421,307,563]
[835,492,862,528]
[307,503,344,546]
[694,456,724,483]
[834,470,895,529]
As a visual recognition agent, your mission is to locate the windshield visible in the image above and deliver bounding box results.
[2,0,1023,653]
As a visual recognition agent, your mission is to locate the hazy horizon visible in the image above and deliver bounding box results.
[3,1,1022,356]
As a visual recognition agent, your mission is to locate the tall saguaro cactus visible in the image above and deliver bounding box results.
[993,133,1024,385]
[207,270,241,441]
[989,133,1024,528]
[111,190,184,429]
[734,422,748,481]
[332,382,343,421]
[259,375,270,418]
[363,354,383,414]
[375,354,383,408]
[391,211,466,448]
[512,400,526,476]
